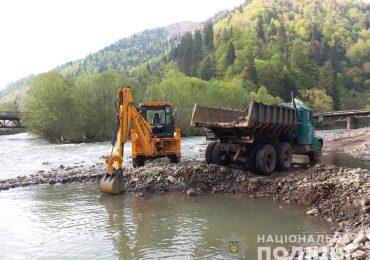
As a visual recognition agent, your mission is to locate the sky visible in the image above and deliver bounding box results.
[0,0,245,89]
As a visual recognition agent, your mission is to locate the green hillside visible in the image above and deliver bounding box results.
[170,0,370,110]
[16,0,370,142]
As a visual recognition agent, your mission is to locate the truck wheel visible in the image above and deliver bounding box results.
[211,142,229,166]
[275,143,292,171]
[256,145,276,176]
[246,145,259,173]
[308,142,322,164]
[133,156,145,168]
[205,141,217,164]
[170,155,180,163]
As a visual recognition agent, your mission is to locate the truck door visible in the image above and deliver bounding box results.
[297,109,314,144]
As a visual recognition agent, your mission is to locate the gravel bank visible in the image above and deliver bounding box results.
[1,160,369,258]
[322,127,370,164]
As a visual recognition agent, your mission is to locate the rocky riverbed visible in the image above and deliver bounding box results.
[322,127,370,164]
[0,160,369,258]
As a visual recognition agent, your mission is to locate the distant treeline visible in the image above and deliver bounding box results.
[24,68,280,142]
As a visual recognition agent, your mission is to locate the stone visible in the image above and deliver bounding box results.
[186,188,198,197]
[306,208,318,215]
[353,233,369,244]
[48,179,56,185]
[344,242,359,253]
[167,176,175,183]
[351,250,366,260]
[361,198,370,207]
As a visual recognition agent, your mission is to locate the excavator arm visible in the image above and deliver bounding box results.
[100,87,156,194]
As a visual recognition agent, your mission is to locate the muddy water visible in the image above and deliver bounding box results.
[0,183,334,259]
[1,132,368,180]
[0,133,205,179]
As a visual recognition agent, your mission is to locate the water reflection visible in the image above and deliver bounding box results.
[322,152,370,170]
[0,184,334,259]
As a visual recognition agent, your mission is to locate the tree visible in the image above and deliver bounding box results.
[191,30,203,75]
[241,53,258,87]
[24,72,76,141]
[319,61,335,95]
[256,17,266,44]
[249,86,282,104]
[203,22,214,52]
[225,42,236,68]
[198,56,215,80]
[302,88,333,112]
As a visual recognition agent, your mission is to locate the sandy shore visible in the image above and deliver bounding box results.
[321,127,370,164]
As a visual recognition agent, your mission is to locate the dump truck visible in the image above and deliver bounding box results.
[191,99,322,175]
[99,87,181,194]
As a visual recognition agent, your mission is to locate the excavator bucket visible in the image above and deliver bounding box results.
[99,170,124,195]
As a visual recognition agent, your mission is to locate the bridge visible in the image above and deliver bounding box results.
[0,111,24,128]
[313,109,370,129]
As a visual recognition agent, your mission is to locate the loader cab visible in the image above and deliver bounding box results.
[139,102,175,137]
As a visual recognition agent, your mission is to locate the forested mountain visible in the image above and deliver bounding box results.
[54,21,200,77]
[170,0,370,110]
[0,21,200,107]
[8,0,370,142]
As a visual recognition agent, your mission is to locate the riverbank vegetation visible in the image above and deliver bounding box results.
[23,0,370,142]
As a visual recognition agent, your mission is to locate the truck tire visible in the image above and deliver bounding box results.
[275,142,292,171]
[205,141,217,164]
[246,145,259,173]
[170,155,180,163]
[308,142,322,164]
[211,142,229,166]
[133,156,145,168]
[256,145,276,176]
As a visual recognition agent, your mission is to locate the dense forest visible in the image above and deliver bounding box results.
[5,0,370,142]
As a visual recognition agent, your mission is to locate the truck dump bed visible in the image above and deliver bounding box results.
[191,100,297,137]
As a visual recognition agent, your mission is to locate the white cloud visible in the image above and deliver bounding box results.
[0,0,244,89]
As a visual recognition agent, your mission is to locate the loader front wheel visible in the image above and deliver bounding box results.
[205,141,217,164]
[256,145,276,176]
[133,156,145,168]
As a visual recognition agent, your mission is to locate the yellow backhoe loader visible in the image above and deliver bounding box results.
[99,87,181,194]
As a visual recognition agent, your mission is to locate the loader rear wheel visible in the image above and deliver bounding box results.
[205,141,217,164]
[256,145,276,176]
[133,156,145,168]
[170,155,180,163]
[275,143,292,171]
[211,142,229,166]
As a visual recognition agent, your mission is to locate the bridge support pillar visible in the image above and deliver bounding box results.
[347,117,358,129]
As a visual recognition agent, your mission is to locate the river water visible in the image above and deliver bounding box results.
[0,183,334,259]
[0,133,205,180]
[0,132,367,259]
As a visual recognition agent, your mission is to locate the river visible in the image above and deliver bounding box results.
[0,132,367,259]
[0,183,334,259]
[0,133,205,180]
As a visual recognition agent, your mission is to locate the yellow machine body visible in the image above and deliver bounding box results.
[99,87,181,194]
